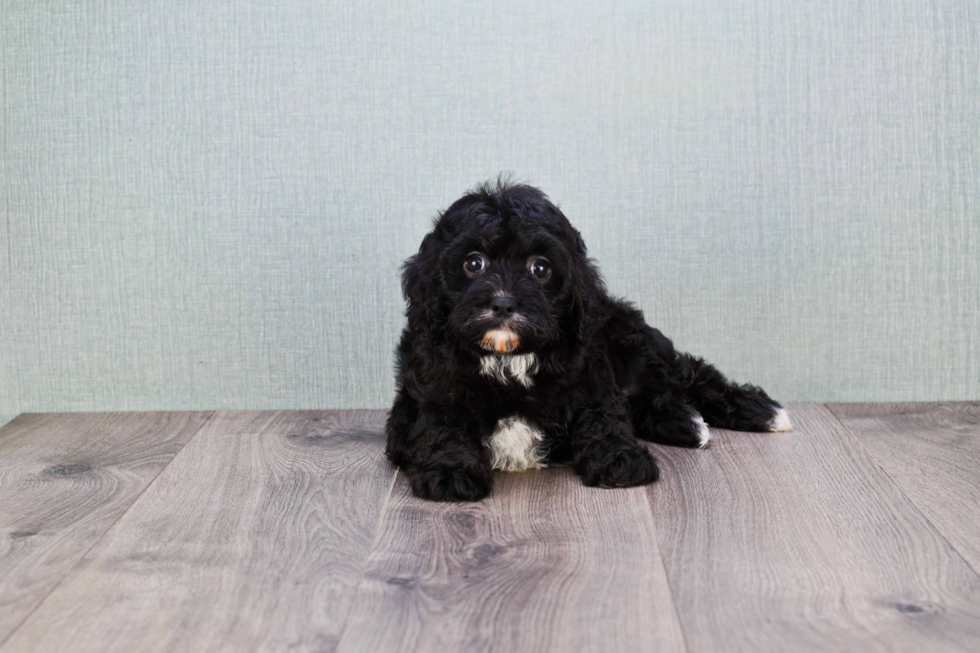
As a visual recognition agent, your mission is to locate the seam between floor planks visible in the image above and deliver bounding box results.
[0,411,216,651]
[824,404,980,582]
[334,468,400,650]
[651,513,692,653]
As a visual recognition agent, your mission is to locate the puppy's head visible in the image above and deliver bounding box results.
[402,180,603,356]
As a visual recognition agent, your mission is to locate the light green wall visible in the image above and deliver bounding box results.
[1,0,977,416]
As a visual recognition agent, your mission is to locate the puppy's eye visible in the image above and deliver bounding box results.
[529,257,551,281]
[464,252,487,277]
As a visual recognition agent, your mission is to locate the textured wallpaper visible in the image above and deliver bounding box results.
[1,0,978,416]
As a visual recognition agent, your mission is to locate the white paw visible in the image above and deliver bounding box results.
[769,408,793,432]
[692,413,711,448]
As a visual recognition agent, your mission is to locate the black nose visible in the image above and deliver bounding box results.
[489,295,517,316]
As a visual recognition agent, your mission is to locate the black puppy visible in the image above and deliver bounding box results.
[386,180,791,501]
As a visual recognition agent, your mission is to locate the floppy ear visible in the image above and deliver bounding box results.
[566,232,605,343]
[401,232,444,330]
[570,260,603,343]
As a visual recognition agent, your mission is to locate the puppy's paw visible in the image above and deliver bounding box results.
[692,413,712,448]
[633,409,711,449]
[409,465,492,502]
[769,407,793,432]
[665,412,712,449]
[575,440,660,489]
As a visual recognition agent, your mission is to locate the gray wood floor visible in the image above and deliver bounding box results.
[1,404,978,652]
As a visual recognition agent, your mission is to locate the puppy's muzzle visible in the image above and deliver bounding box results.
[480,329,521,354]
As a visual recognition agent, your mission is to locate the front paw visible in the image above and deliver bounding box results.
[575,440,660,488]
[409,465,492,502]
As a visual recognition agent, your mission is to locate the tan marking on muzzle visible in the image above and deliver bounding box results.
[480,329,521,354]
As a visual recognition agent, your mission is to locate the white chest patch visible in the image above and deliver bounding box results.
[485,416,547,472]
[479,353,539,388]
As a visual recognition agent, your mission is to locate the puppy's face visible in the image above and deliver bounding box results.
[444,218,569,355]
[403,185,596,357]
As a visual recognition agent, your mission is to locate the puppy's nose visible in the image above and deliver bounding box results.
[489,295,517,316]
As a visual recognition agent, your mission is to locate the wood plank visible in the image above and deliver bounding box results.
[829,402,980,573]
[646,403,980,652]
[338,466,687,653]
[1,410,395,653]
[0,412,212,645]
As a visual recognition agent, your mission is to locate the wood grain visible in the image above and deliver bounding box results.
[0,412,212,646]
[829,402,980,573]
[1,410,395,653]
[646,403,980,652]
[338,466,687,653]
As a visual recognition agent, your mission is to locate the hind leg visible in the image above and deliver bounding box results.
[630,392,712,449]
[677,354,791,432]
[603,301,788,438]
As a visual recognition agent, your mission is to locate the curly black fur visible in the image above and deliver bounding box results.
[386,180,790,501]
